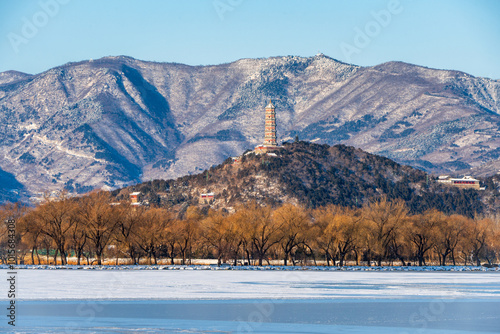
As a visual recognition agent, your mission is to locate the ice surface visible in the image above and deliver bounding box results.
[6,299,500,334]
[0,267,498,333]
[2,267,499,301]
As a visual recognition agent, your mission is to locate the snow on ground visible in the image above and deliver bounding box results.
[1,267,498,333]
[4,264,499,271]
[1,267,498,300]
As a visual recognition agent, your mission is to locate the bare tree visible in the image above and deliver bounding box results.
[175,207,200,265]
[116,205,145,264]
[77,192,120,265]
[27,193,77,265]
[18,208,43,264]
[433,214,465,265]
[363,197,408,266]
[134,207,172,265]
[325,207,362,267]
[406,210,440,266]
[241,203,282,266]
[274,204,309,266]
[466,218,494,266]
[68,217,87,265]
[312,205,340,266]
[200,210,236,266]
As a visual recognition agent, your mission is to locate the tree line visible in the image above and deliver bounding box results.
[1,192,499,267]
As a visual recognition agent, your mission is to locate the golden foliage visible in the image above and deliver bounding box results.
[2,193,500,266]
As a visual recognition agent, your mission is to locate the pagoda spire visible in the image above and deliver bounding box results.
[263,100,277,146]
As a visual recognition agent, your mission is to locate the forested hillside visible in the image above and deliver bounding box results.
[116,142,495,217]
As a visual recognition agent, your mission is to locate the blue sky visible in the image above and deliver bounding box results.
[1,0,499,79]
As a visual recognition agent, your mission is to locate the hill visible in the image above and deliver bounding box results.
[1,55,500,201]
[114,142,493,217]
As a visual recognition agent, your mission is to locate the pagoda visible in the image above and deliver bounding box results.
[255,100,281,154]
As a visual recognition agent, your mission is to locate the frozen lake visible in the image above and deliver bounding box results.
[1,268,499,333]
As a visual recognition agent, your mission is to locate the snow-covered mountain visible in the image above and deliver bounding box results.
[1,55,499,201]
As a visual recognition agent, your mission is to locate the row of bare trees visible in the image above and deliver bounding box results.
[1,193,499,266]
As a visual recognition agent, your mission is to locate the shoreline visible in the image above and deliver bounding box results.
[1,264,499,271]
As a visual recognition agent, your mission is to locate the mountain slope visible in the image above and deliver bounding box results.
[115,142,490,218]
[0,71,32,85]
[0,167,29,203]
[1,55,500,200]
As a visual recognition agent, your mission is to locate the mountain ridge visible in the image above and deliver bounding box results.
[1,54,500,201]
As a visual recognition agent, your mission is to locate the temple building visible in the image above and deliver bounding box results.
[199,192,215,204]
[437,175,482,189]
[130,192,141,205]
[255,100,281,154]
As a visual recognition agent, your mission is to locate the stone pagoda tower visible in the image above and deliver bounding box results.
[263,100,277,146]
[255,100,280,154]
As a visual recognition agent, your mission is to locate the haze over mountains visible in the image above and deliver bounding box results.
[1,54,500,201]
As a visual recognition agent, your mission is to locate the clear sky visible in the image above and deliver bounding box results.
[1,0,499,79]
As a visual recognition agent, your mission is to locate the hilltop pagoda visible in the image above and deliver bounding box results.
[255,100,281,154]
